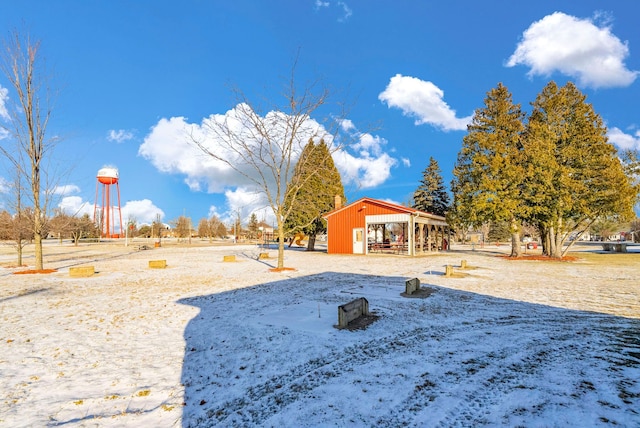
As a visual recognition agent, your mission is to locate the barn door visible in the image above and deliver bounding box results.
[352,228,365,254]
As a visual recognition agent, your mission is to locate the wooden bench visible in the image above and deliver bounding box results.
[369,242,407,254]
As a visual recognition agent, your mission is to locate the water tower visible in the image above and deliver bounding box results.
[93,166,123,238]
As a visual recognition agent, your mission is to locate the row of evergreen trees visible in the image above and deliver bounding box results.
[283,80,637,258]
[450,81,637,258]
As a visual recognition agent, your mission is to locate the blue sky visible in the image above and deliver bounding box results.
[1,1,639,228]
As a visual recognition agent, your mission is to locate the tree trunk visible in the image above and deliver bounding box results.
[542,231,550,256]
[554,230,564,258]
[561,219,596,258]
[509,218,522,257]
[540,226,548,256]
[17,239,23,266]
[34,209,44,270]
[548,225,564,259]
[306,234,316,251]
[510,231,522,257]
[548,226,558,258]
[276,216,285,269]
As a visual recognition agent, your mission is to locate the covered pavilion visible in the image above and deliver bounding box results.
[323,197,450,256]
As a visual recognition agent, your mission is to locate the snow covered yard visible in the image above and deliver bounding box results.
[1,242,639,427]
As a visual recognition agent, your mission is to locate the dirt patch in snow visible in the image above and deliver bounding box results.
[12,268,58,274]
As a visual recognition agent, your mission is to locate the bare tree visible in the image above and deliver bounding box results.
[0,30,57,270]
[49,210,98,246]
[189,62,347,269]
[1,166,31,266]
[172,215,192,242]
[197,217,211,241]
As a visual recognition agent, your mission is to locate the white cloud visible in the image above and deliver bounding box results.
[314,0,352,22]
[108,129,134,143]
[139,114,246,194]
[57,195,164,227]
[379,74,472,131]
[0,85,9,120]
[57,196,93,216]
[53,184,81,195]
[339,118,355,132]
[334,149,397,189]
[507,12,638,88]
[352,132,386,157]
[334,125,398,188]
[608,127,640,150]
[0,176,9,194]
[139,104,400,207]
[337,1,352,22]
[224,188,274,225]
[401,157,411,168]
[121,199,165,225]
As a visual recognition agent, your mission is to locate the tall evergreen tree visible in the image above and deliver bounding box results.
[284,138,345,250]
[412,157,450,216]
[247,213,259,239]
[523,81,636,257]
[451,83,526,257]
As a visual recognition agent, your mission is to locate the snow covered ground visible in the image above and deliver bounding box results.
[1,240,639,427]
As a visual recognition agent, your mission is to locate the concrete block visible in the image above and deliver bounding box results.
[445,265,454,277]
[69,266,95,277]
[405,277,420,295]
[337,297,369,329]
[148,260,167,269]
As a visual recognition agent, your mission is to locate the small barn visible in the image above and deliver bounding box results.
[323,197,450,256]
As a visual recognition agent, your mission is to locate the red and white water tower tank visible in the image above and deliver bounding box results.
[94,167,123,238]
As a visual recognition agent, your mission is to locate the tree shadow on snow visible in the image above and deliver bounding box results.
[177,272,640,428]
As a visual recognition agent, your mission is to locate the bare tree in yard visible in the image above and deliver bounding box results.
[152,214,164,244]
[48,210,98,246]
[0,167,33,266]
[172,215,192,242]
[197,217,211,241]
[190,64,347,269]
[0,31,58,270]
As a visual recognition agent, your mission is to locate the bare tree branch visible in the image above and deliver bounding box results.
[188,60,348,269]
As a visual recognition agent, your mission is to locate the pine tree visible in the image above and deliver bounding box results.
[412,157,450,216]
[284,138,345,250]
[523,81,636,257]
[451,83,526,257]
[248,213,258,239]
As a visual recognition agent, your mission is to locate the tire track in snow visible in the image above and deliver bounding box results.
[193,310,548,427]
[374,316,554,427]
[190,326,437,427]
[186,290,640,427]
[377,315,640,427]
